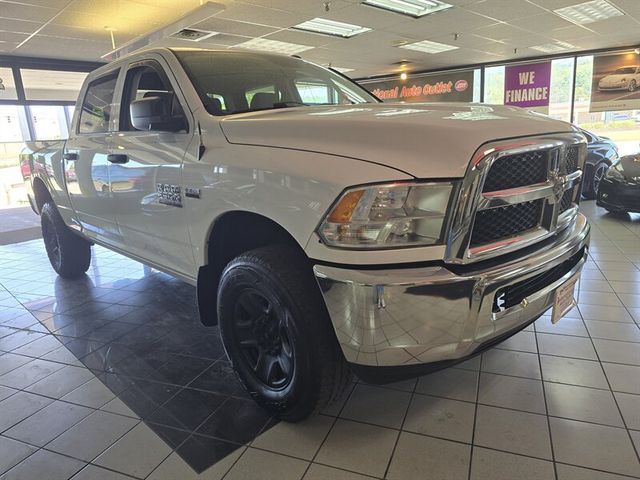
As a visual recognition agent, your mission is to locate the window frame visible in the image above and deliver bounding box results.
[76,69,120,135]
[118,59,190,134]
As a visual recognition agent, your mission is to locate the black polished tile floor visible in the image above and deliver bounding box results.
[0,200,639,479]
[0,241,275,476]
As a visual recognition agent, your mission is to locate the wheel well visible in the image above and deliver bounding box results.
[197,211,308,325]
[32,177,53,213]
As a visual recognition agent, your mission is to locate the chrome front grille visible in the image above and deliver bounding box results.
[445,133,587,264]
[470,200,544,247]
[482,150,548,192]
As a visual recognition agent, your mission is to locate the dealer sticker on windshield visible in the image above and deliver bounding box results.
[551,273,580,324]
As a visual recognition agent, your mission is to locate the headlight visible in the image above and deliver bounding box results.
[605,162,625,181]
[317,182,455,249]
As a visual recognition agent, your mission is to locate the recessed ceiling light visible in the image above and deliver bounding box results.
[292,18,371,38]
[236,38,314,55]
[398,39,458,53]
[363,0,453,18]
[529,41,577,53]
[554,0,623,25]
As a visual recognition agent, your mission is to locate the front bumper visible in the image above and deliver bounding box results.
[597,178,640,213]
[313,213,590,383]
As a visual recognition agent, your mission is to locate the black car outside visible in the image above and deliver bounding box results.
[597,153,640,213]
[580,128,619,199]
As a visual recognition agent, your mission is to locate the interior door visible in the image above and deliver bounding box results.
[64,70,123,246]
[109,57,196,276]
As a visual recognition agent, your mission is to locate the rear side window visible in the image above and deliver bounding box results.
[78,71,119,134]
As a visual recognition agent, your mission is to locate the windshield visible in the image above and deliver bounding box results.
[173,50,378,115]
[614,67,636,74]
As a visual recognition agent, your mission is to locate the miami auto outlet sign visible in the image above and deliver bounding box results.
[504,61,552,111]
[359,70,474,103]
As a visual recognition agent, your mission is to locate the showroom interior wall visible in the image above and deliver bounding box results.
[0,45,639,206]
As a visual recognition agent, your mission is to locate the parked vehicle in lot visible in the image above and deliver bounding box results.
[598,66,640,92]
[597,153,640,213]
[579,128,618,199]
[20,47,590,421]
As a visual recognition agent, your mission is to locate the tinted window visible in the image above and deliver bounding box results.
[78,71,118,134]
[120,63,186,132]
[175,51,377,115]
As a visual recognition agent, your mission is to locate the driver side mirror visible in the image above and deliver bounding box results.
[130,94,186,132]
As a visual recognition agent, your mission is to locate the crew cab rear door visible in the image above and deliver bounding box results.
[109,55,196,276]
[64,69,123,246]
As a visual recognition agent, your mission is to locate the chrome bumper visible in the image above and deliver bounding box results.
[313,213,590,369]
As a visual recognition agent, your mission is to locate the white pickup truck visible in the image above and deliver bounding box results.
[21,47,590,421]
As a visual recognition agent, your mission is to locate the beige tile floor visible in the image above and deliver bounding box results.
[0,200,639,480]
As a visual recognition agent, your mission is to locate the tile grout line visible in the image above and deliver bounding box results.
[465,352,483,480]
[533,318,559,480]
[291,382,356,480]
[381,377,417,479]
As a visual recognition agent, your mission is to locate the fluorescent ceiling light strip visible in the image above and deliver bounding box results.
[363,0,453,18]
[529,41,576,53]
[236,38,314,55]
[554,0,624,25]
[398,39,458,53]
[292,18,371,38]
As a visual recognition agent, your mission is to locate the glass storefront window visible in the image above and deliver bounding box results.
[29,105,69,140]
[21,69,88,102]
[0,67,18,101]
[548,58,574,122]
[483,66,505,104]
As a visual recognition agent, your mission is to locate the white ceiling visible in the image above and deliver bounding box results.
[1,0,640,78]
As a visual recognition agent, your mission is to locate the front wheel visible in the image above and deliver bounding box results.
[41,202,91,278]
[629,80,637,92]
[584,161,608,200]
[217,245,351,421]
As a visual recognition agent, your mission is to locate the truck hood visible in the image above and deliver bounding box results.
[219,103,575,178]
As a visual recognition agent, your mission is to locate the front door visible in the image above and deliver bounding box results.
[110,57,196,276]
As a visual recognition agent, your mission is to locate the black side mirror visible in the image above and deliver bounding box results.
[130,94,185,132]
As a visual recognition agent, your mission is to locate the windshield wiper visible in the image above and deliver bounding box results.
[273,101,308,108]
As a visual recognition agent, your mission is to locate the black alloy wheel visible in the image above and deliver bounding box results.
[42,212,62,271]
[592,162,607,195]
[232,289,295,390]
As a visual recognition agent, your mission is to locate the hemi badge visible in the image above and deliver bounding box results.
[185,187,201,199]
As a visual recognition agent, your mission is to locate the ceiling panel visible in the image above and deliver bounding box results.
[464,0,547,21]
[0,17,42,35]
[190,17,279,37]
[0,0,639,79]
[0,1,57,22]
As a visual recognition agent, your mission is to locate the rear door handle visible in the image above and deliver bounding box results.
[63,153,78,161]
[107,154,128,164]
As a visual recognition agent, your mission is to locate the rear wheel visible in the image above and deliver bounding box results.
[41,202,91,278]
[217,245,351,421]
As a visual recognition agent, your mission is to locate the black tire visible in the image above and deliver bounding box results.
[629,80,637,92]
[41,202,91,278]
[217,245,351,421]
[584,161,608,200]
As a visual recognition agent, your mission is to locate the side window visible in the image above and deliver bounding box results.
[120,63,186,132]
[78,71,118,134]
[295,80,334,104]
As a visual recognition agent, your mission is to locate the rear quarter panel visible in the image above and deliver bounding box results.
[20,141,78,226]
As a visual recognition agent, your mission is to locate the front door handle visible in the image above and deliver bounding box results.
[63,153,78,161]
[107,154,128,164]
